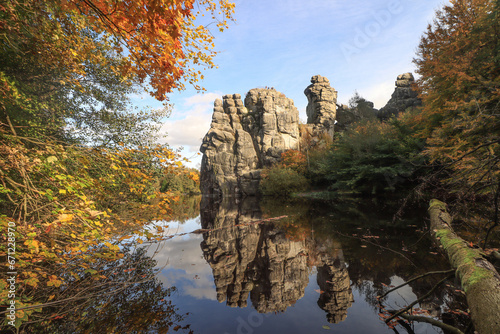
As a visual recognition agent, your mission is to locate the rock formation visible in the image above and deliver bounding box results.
[200,77,337,198]
[200,196,354,318]
[304,75,338,138]
[200,89,300,197]
[199,94,259,198]
[377,72,421,120]
[200,73,417,197]
[200,196,309,312]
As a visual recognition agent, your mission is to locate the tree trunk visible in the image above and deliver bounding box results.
[428,199,500,334]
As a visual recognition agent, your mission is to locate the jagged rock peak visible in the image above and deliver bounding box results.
[200,88,299,198]
[395,72,415,87]
[377,72,421,120]
[304,75,338,138]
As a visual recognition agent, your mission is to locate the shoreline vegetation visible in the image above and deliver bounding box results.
[0,0,231,331]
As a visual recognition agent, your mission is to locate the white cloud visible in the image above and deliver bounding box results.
[149,230,217,301]
[159,92,223,168]
[161,114,212,148]
[184,92,221,106]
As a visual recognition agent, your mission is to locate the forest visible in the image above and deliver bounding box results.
[0,0,499,333]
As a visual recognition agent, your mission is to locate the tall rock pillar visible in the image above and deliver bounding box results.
[304,75,338,138]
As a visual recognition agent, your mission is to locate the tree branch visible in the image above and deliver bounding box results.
[379,269,455,299]
[385,273,454,323]
[395,313,465,334]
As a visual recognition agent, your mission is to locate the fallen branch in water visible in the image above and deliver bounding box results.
[190,215,289,234]
[384,273,454,324]
[379,269,455,299]
[394,313,465,334]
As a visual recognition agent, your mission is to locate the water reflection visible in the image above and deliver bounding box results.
[150,195,466,333]
[200,196,353,323]
[31,246,189,334]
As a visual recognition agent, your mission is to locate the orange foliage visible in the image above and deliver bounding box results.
[280,150,307,174]
[1,0,235,101]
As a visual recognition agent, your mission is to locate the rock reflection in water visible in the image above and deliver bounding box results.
[200,196,353,323]
[316,241,354,323]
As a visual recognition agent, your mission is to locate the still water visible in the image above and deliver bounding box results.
[144,196,465,334]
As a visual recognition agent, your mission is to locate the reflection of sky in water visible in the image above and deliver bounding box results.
[148,217,217,301]
[145,215,443,334]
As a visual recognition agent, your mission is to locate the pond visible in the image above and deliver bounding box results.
[140,195,467,334]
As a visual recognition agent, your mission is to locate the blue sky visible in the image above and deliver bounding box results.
[131,0,447,168]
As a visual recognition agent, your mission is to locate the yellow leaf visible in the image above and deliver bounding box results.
[56,214,74,223]
[32,240,39,253]
[59,189,67,194]
[47,156,58,163]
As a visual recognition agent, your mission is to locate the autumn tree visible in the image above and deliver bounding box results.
[413,0,500,244]
[0,0,235,144]
[0,0,234,329]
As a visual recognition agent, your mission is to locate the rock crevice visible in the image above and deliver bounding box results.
[200,89,300,197]
[200,73,417,197]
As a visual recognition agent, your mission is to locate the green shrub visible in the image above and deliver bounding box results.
[260,167,309,197]
[325,119,420,195]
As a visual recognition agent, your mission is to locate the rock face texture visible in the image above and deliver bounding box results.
[378,72,421,120]
[315,241,354,323]
[200,197,309,312]
[304,75,338,138]
[200,197,354,318]
[244,89,301,166]
[200,89,300,197]
[200,73,417,197]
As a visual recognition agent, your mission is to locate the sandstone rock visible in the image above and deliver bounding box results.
[378,72,421,120]
[200,76,342,197]
[244,88,300,166]
[200,197,354,317]
[304,75,338,138]
[200,88,300,197]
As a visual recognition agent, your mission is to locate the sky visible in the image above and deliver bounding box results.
[131,0,448,169]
